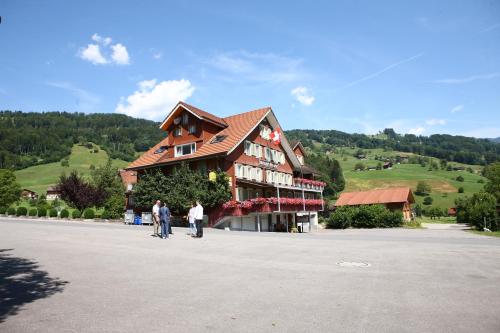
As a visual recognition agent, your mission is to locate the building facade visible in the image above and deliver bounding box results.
[126,101,325,232]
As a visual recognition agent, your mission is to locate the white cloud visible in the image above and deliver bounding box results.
[115,79,195,120]
[434,73,500,84]
[79,44,108,65]
[91,33,112,46]
[46,81,101,112]
[153,52,163,60]
[450,104,464,113]
[203,50,305,84]
[111,43,130,65]
[426,118,446,126]
[291,86,315,106]
[408,127,426,135]
[78,34,130,66]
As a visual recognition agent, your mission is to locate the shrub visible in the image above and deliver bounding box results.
[415,181,431,196]
[0,207,6,215]
[354,162,365,171]
[458,187,464,193]
[49,208,58,217]
[456,175,464,182]
[477,179,484,184]
[327,205,402,229]
[60,209,69,218]
[7,207,16,215]
[37,207,47,217]
[16,206,28,216]
[72,210,82,218]
[423,197,433,205]
[83,208,95,219]
[327,206,355,229]
[29,198,37,206]
[28,208,38,216]
[101,210,111,219]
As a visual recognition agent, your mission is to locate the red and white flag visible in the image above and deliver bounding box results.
[270,128,281,145]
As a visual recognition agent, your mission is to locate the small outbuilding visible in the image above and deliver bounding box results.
[335,187,415,221]
[21,189,38,200]
[46,186,62,200]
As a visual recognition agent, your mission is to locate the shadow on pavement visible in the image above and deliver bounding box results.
[0,248,68,323]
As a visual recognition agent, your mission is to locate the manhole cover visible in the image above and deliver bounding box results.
[336,261,371,268]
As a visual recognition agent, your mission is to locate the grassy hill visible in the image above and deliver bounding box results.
[15,144,129,195]
[328,148,486,210]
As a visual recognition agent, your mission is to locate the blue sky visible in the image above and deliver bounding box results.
[1,0,499,137]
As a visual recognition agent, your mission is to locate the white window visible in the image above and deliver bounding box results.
[255,144,262,158]
[182,113,189,125]
[244,141,251,155]
[235,164,242,178]
[297,155,304,165]
[174,126,182,137]
[279,152,285,164]
[266,170,272,183]
[188,124,196,134]
[265,147,271,161]
[174,143,196,157]
[256,168,262,182]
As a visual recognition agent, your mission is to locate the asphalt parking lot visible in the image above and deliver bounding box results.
[1,217,499,333]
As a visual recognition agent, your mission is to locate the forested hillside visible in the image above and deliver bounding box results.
[0,111,164,169]
[286,128,500,165]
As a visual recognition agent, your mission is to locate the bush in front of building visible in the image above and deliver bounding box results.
[37,207,47,217]
[48,208,58,217]
[60,209,69,218]
[72,209,82,219]
[83,208,95,219]
[327,205,403,229]
[7,207,17,216]
[16,207,28,216]
[0,207,7,215]
[28,208,38,216]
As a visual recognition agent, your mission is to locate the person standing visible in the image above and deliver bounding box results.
[152,200,161,237]
[193,200,204,238]
[159,202,170,239]
[188,202,197,236]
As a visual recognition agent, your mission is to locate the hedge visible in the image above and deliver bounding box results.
[327,205,403,229]
[7,207,16,215]
[72,210,82,218]
[0,207,7,215]
[28,208,38,216]
[49,208,58,218]
[16,207,28,216]
[60,209,69,218]
[38,207,47,217]
[101,210,111,219]
[83,208,95,219]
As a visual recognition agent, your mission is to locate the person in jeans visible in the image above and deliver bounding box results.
[193,200,204,238]
[187,202,197,236]
[152,200,161,237]
[159,202,170,239]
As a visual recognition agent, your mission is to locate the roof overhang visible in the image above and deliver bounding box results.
[159,102,227,131]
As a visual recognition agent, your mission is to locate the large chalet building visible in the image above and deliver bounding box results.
[126,101,325,232]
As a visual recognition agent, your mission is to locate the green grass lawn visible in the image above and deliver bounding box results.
[469,230,500,238]
[15,144,129,195]
[329,147,486,211]
[416,216,456,224]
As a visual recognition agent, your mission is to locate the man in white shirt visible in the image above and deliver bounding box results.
[187,202,197,236]
[152,200,161,237]
[193,200,204,238]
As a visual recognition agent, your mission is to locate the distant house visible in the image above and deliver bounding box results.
[21,189,38,200]
[46,186,61,200]
[448,207,457,216]
[383,162,393,169]
[335,187,415,221]
[119,169,137,192]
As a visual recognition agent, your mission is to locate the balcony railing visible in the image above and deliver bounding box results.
[293,178,326,191]
[221,197,324,216]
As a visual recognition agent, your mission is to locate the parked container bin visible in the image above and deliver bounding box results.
[134,216,142,225]
[141,212,152,225]
[124,211,134,224]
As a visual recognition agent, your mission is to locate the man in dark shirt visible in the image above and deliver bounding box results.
[159,202,171,239]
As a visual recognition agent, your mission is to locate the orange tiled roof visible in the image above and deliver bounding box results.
[335,187,414,206]
[119,169,137,186]
[127,105,271,170]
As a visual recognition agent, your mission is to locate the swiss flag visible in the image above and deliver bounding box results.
[270,128,281,145]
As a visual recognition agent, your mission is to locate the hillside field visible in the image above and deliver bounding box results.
[15,144,129,195]
[329,148,486,210]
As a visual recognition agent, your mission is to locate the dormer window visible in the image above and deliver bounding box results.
[174,126,182,137]
[175,143,196,157]
[188,124,197,134]
[182,113,189,125]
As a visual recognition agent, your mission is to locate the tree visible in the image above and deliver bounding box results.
[423,196,433,205]
[458,187,464,193]
[354,162,365,171]
[483,162,500,202]
[455,192,498,231]
[415,181,431,196]
[58,171,105,211]
[456,175,464,182]
[414,204,423,217]
[0,169,21,208]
